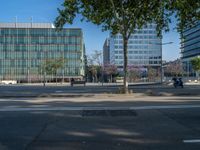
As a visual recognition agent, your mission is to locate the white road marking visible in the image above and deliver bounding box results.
[183,139,200,143]
[0,105,200,112]
[55,91,63,93]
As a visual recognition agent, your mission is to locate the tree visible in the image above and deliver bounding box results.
[52,57,65,84]
[147,67,157,82]
[91,50,103,82]
[91,50,102,66]
[104,63,118,82]
[165,59,184,77]
[86,51,103,82]
[55,0,200,93]
[191,57,200,80]
[40,57,65,86]
[86,65,103,82]
[88,65,98,82]
[127,65,143,82]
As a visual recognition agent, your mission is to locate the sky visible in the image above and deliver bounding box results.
[0,0,181,61]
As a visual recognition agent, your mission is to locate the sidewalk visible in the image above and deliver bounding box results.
[14,81,160,87]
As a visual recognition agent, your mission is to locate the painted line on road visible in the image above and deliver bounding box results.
[183,139,200,143]
[55,91,64,93]
[0,105,200,112]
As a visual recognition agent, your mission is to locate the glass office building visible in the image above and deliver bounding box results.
[106,24,161,70]
[0,23,85,82]
[181,21,200,76]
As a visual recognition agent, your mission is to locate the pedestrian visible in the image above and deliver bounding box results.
[70,78,74,86]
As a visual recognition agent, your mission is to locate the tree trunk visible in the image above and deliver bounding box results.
[43,72,46,87]
[92,74,94,82]
[96,74,98,83]
[123,36,129,93]
[56,73,58,85]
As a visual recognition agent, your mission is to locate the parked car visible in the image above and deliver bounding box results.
[1,80,17,85]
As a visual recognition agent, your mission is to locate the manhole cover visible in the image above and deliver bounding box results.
[82,109,137,117]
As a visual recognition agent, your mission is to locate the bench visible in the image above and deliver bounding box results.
[71,80,86,87]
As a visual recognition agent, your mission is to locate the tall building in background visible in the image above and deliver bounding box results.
[103,38,110,64]
[104,24,162,71]
[0,23,85,82]
[181,21,200,76]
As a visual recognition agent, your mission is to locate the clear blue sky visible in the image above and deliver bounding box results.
[0,0,180,61]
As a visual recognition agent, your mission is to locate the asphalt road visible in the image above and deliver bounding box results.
[0,97,200,150]
[0,84,200,97]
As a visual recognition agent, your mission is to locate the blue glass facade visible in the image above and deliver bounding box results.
[181,21,200,76]
[108,24,161,69]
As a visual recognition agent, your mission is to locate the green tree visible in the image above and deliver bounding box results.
[191,57,200,81]
[40,57,65,86]
[55,0,200,93]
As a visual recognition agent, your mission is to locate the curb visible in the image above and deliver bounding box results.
[0,92,200,98]
[0,94,96,98]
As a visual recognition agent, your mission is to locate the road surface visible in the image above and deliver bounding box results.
[0,96,200,150]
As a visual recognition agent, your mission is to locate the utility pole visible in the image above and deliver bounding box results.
[159,42,173,84]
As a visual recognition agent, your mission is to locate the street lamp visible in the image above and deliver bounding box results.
[158,42,173,84]
[94,50,104,86]
[62,51,65,84]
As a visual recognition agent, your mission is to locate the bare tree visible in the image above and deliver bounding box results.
[127,65,143,82]
[104,63,118,82]
[147,67,157,82]
[165,59,184,77]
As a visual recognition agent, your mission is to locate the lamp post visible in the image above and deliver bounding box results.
[158,42,173,84]
[100,52,104,86]
[62,51,65,84]
[101,53,104,86]
[94,50,104,86]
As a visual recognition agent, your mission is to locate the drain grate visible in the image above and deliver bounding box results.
[82,109,137,117]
